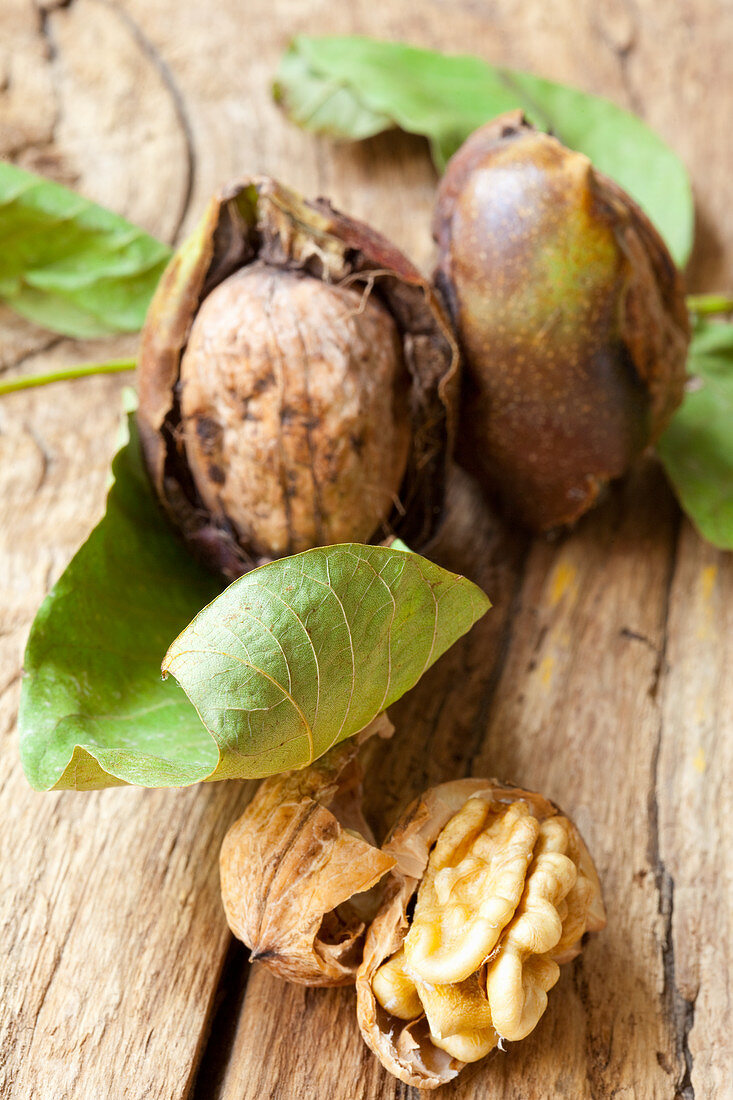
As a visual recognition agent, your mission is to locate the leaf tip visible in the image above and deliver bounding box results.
[470,586,491,625]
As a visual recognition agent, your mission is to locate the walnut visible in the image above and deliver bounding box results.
[356,779,605,1088]
[179,262,410,560]
[433,111,690,531]
[219,714,395,986]
[137,177,458,579]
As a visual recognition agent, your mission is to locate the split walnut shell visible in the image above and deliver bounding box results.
[434,111,690,531]
[356,779,606,1089]
[137,176,459,579]
[219,714,395,986]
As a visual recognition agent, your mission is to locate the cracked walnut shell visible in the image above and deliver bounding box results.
[137,176,458,580]
[219,714,395,986]
[356,779,605,1088]
[178,263,410,561]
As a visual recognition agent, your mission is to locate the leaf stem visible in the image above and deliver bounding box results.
[0,358,136,396]
[687,294,733,317]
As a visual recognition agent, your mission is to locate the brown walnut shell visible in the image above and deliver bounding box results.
[355,778,606,1089]
[219,713,395,986]
[137,177,459,579]
[433,111,690,531]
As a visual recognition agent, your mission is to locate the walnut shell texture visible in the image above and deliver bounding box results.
[219,713,395,986]
[355,778,605,1088]
[137,177,458,579]
[433,111,690,531]
[179,263,410,559]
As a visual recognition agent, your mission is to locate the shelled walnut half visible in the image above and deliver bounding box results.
[356,779,606,1088]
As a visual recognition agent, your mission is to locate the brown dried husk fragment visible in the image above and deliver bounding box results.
[137,176,459,579]
[220,713,396,986]
[355,778,605,1089]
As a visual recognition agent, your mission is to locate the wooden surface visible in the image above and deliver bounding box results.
[1,2,731,1097]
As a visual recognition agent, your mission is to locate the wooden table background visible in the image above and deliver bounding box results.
[2,2,732,1097]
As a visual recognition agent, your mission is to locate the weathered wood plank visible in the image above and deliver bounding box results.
[657,526,733,1099]
[0,1,244,1096]
[464,464,681,1099]
[213,471,528,1100]
[219,467,685,1100]
[0,377,255,1100]
[1,0,732,1098]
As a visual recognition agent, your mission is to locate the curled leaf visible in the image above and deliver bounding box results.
[163,543,490,778]
[19,396,490,791]
[19,397,221,792]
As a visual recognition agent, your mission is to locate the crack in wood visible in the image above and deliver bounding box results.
[525,620,548,673]
[23,421,53,493]
[591,0,646,119]
[619,626,658,652]
[569,952,614,1099]
[0,336,64,379]
[465,534,531,776]
[647,513,697,1100]
[187,937,251,1100]
[36,0,75,13]
[619,625,670,699]
[107,0,196,243]
[34,3,65,156]
[657,868,697,1100]
[37,1,61,63]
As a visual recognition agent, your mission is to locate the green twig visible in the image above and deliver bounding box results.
[0,358,136,396]
[687,294,733,317]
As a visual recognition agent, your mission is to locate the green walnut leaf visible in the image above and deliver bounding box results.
[658,320,733,549]
[19,395,222,791]
[0,161,171,338]
[163,544,490,779]
[19,397,490,791]
[274,36,693,266]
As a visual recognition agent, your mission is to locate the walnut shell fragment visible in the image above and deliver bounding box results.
[137,176,459,580]
[220,713,396,986]
[356,779,606,1088]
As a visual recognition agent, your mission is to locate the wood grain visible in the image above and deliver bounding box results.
[1,1,731,1098]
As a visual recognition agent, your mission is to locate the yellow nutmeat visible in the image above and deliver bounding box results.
[403,796,540,984]
[357,780,606,1089]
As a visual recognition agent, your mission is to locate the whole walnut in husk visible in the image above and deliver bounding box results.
[433,111,690,531]
[138,178,458,579]
[356,779,606,1089]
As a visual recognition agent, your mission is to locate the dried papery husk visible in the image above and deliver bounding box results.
[137,176,459,579]
[219,713,395,986]
[433,110,690,531]
[355,778,605,1088]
